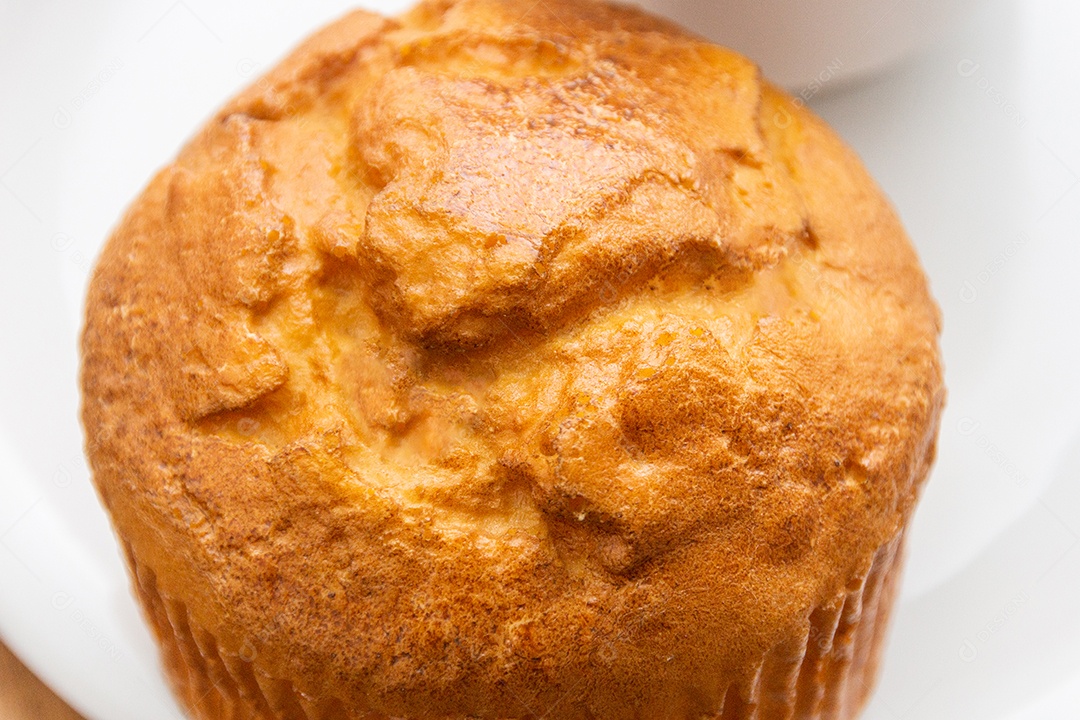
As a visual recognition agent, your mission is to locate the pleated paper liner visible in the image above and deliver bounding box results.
[125,531,905,720]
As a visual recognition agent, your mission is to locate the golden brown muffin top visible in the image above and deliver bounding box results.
[81,0,944,717]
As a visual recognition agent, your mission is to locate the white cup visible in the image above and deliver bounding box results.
[632,0,975,92]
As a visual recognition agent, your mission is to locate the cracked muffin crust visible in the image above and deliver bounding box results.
[80,1,944,718]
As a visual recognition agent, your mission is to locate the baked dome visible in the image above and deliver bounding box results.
[81,1,944,718]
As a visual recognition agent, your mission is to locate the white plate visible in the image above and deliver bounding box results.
[1,1,1079,718]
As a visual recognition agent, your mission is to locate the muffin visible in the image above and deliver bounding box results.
[80,1,944,718]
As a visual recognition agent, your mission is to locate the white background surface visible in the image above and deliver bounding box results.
[1,1,1079,718]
